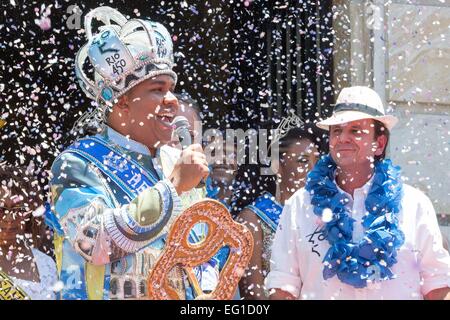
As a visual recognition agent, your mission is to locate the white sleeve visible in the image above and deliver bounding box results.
[265,198,302,298]
[415,193,450,295]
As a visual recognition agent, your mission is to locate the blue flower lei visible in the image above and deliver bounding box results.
[305,155,405,288]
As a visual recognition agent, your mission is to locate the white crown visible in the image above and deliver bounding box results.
[75,7,177,105]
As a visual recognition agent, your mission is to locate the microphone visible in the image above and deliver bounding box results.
[171,116,205,188]
[171,116,191,149]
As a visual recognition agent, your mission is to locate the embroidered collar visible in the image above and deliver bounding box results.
[305,154,405,288]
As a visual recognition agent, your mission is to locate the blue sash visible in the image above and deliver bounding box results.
[50,135,204,242]
[66,136,159,201]
[46,135,160,236]
[246,192,283,232]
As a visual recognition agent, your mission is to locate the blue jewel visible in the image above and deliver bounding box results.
[101,87,113,101]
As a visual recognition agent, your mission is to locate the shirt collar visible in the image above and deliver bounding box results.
[334,172,375,200]
[105,126,152,156]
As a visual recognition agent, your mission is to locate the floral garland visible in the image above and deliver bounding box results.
[305,155,405,288]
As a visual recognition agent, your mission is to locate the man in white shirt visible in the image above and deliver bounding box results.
[266,86,450,300]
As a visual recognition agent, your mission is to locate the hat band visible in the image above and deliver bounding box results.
[334,103,384,117]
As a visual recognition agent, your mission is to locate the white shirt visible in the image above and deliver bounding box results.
[265,180,450,300]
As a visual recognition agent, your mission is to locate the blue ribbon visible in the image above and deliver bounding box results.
[66,136,159,200]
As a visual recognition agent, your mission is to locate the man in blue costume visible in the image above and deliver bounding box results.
[47,6,214,299]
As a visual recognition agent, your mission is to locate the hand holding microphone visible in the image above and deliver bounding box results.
[168,116,208,194]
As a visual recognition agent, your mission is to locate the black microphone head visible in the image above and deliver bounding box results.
[171,116,190,130]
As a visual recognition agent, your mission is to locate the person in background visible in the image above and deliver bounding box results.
[0,164,57,300]
[169,96,242,295]
[205,136,238,210]
[204,136,239,282]
[237,122,327,299]
[167,94,202,149]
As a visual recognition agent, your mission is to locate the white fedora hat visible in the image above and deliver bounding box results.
[316,86,398,131]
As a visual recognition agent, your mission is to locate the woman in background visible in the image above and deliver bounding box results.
[0,164,56,300]
[237,123,327,299]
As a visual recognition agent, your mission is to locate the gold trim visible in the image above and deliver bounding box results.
[0,271,29,300]
[85,262,106,300]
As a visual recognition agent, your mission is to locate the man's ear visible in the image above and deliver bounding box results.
[107,95,130,125]
[374,134,388,156]
[115,95,130,112]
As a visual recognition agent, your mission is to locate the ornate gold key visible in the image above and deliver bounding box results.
[147,199,254,300]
